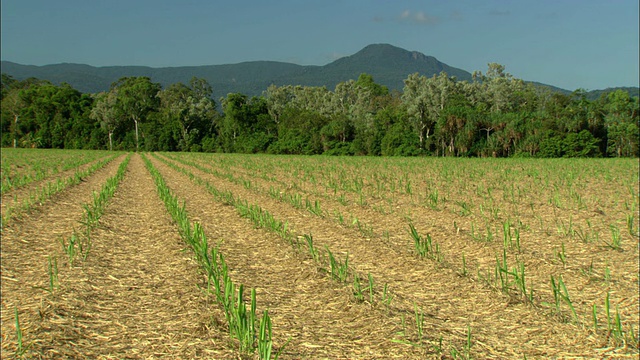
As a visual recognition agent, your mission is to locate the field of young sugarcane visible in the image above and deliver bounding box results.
[1,148,638,359]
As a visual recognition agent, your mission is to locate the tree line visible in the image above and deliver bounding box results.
[1,63,638,157]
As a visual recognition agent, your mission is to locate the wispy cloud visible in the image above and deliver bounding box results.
[372,10,442,25]
[398,10,440,25]
[489,9,511,16]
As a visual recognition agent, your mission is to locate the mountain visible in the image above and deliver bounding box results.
[528,81,640,100]
[0,44,472,100]
[0,60,307,101]
[273,44,473,89]
[1,44,637,101]
[581,86,639,101]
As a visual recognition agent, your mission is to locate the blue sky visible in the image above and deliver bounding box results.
[1,0,638,91]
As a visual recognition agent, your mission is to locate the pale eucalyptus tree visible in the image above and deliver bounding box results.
[402,73,431,149]
[90,90,119,150]
[264,84,294,125]
[2,88,24,148]
[402,72,458,150]
[111,77,161,151]
[158,78,216,151]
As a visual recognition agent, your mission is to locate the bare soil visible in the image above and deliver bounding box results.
[1,154,126,357]
[1,153,114,223]
[2,151,637,359]
[1,154,232,358]
[148,154,424,358]
[156,153,639,358]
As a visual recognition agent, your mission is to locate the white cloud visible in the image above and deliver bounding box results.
[398,10,439,25]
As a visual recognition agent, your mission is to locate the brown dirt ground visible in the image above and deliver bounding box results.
[211,154,640,347]
[1,152,115,226]
[188,154,640,343]
[3,151,636,359]
[148,154,426,358]
[1,154,234,358]
[1,153,126,357]
[158,152,639,358]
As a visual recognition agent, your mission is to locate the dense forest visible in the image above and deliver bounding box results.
[1,63,638,157]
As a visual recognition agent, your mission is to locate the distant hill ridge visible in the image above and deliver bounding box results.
[1,44,637,101]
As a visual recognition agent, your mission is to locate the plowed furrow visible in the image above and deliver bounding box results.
[32,153,233,358]
[149,154,425,358]
[1,154,127,357]
[157,153,602,358]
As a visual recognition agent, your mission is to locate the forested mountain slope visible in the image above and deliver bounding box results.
[1,44,472,99]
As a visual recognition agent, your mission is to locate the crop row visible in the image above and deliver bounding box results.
[59,154,131,266]
[1,153,121,228]
[142,153,287,358]
[159,152,639,354]
[1,149,114,195]
[152,155,608,358]
[150,153,475,356]
[9,153,129,357]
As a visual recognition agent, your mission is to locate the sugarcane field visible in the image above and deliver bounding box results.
[1,149,639,358]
